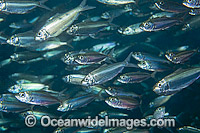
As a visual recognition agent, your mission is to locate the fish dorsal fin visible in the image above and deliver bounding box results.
[47,13,60,23]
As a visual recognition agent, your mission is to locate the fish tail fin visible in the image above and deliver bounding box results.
[107,48,117,62]
[151,71,157,79]
[80,0,96,11]
[124,52,133,63]
[38,0,52,11]
[60,42,74,49]
[124,52,138,68]
[0,58,11,68]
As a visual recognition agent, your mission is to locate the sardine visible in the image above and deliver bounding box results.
[8,83,49,93]
[165,49,198,64]
[57,94,95,112]
[62,74,86,85]
[105,96,140,110]
[155,1,189,13]
[81,52,137,86]
[117,71,156,83]
[140,17,182,32]
[105,87,141,98]
[149,95,173,108]
[0,0,50,14]
[154,68,200,95]
[15,91,60,106]
[138,61,171,72]
[97,0,136,5]
[35,0,95,41]
[183,0,200,8]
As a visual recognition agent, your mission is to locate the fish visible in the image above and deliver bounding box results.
[26,40,72,52]
[62,51,86,65]
[101,6,132,20]
[140,17,182,32]
[117,71,156,83]
[90,42,119,52]
[20,111,57,119]
[0,97,31,113]
[155,0,189,13]
[153,106,169,119]
[105,96,140,110]
[74,49,116,65]
[132,52,170,63]
[189,8,200,15]
[165,49,198,64]
[7,31,38,47]
[105,87,141,98]
[9,73,54,84]
[149,95,173,108]
[0,0,50,14]
[81,52,138,86]
[66,20,116,37]
[138,61,171,72]
[153,68,200,95]
[98,110,128,118]
[178,126,200,132]
[97,0,136,5]
[150,12,177,19]
[118,22,144,35]
[183,0,200,8]
[57,94,96,112]
[62,74,86,85]
[8,83,49,93]
[35,0,95,41]
[15,91,60,106]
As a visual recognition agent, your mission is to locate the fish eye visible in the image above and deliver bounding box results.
[159,1,164,5]
[174,57,178,60]
[121,76,126,79]
[19,93,25,98]
[187,0,192,3]
[157,83,162,87]
[79,56,84,60]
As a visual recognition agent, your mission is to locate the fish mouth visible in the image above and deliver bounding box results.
[153,86,160,94]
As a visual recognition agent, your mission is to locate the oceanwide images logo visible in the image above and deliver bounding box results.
[25,115,176,129]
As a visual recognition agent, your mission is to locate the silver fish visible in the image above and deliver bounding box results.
[105,87,141,98]
[105,96,140,110]
[149,95,173,108]
[0,97,31,113]
[81,52,137,86]
[117,71,155,83]
[154,68,200,95]
[183,0,200,8]
[15,91,60,106]
[118,22,144,35]
[26,40,72,52]
[35,0,95,41]
[153,106,169,119]
[8,83,49,93]
[138,61,170,72]
[57,94,95,112]
[99,110,128,118]
[132,52,170,63]
[97,0,136,5]
[0,0,50,14]
[165,49,198,64]
[7,31,38,47]
[62,74,86,85]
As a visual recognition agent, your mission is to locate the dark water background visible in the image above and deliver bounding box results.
[0,0,200,132]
